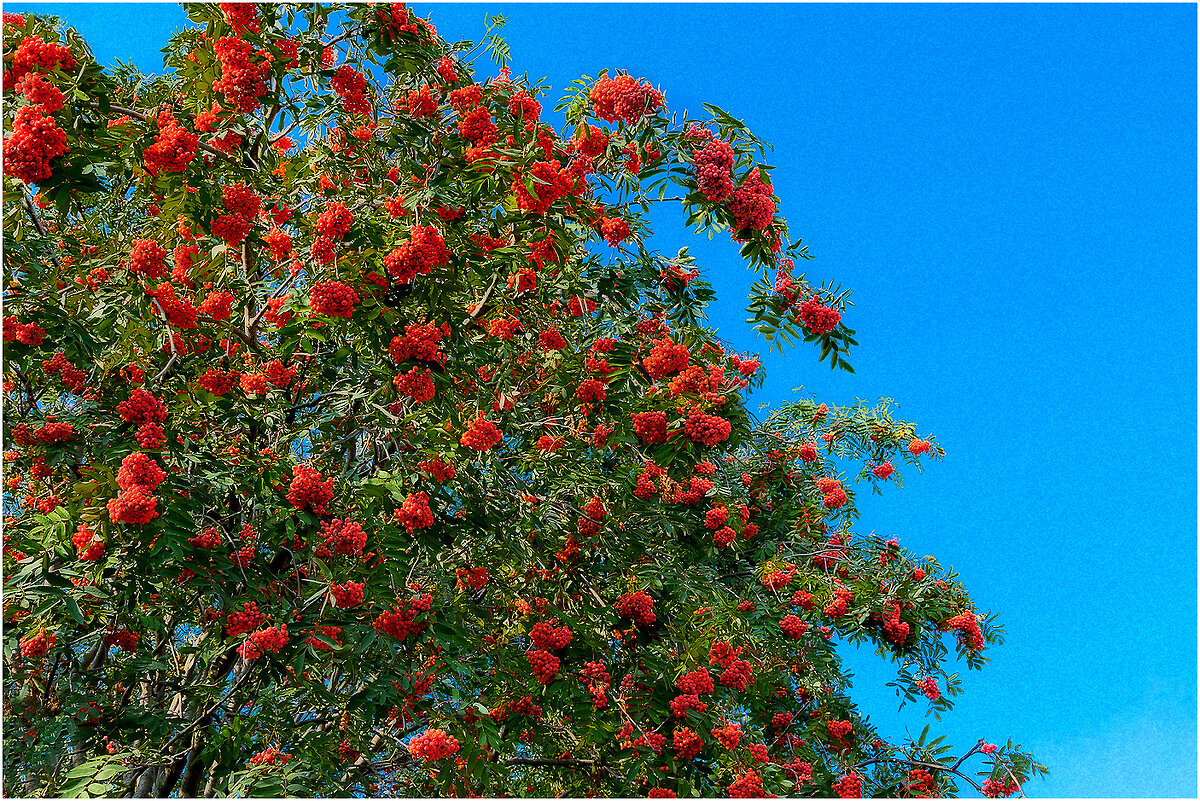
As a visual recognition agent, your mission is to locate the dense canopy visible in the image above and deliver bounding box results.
[1,4,1043,797]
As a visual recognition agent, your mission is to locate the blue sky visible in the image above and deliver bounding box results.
[12,3,1196,797]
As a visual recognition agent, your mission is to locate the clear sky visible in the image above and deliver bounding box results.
[11,3,1196,797]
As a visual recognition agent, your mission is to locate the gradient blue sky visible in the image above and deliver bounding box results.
[12,3,1196,797]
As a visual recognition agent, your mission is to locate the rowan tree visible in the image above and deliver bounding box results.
[1,4,1046,797]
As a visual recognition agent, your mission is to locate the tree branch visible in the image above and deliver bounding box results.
[88,102,240,165]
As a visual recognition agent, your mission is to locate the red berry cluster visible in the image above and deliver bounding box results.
[310,281,359,318]
[486,317,523,340]
[107,449,165,526]
[529,619,573,651]
[307,624,343,651]
[798,296,842,335]
[824,587,853,619]
[116,452,165,493]
[198,367,237,396]
[762,565,796,590]
[460,416,503,451]
[319,518,366,556]
[225,601,266,638]
[537,328,568,351]
[672,475,714,506]
[262,297,290,328]
[568,294,597,316]
[917,675,940,700]
[373,593,432,641]
[394,367,435,403]
[148,282,197,328]
[525,648,560,683]
[19,627,55,659]
[396,491,434,533]
[329,580,365,608]
[315,201,354,240]
[407,729,460,761]
[577,660,610,708]
[213,37,270,114]
[945,611,985,651]
[631,411,668,444]
[447,85,483,113]
[710,721,742,750]
[726,168,776,232]
[142,109,198,176]
[572,496,605,536]
[599,216,631,247]
[713,526,736,547]
[188,527,221,548]
[246,746,291,767]
[397,84,439,118]
[264,228,292,261]
[643,338,689,378]
[331,65,371,116]
[31,421,74,443]
[573,124,608,158]
[705,505,728,530]
[3,316,44,347]
[389,322,447,365]
[417,456,455,482]
[816,477,848,509]
[14,71,63,112]
[668,669,709,700]
[36,353,81,394]
[2,104,68,183]
[589,74,663,125]
[8,35,77,85]
[129,239,168,279]
[684,409,731,447]
[982,778,1021,798]
[489,695,543,723]
[780,614,808,639]
[220,2,259,33]
[211,182,261,247]
[239,624,288,660]
[909,438,932,455]
[615,591,656,626]
[264,360,294,388]
[287,465,334,514]
[665,726,700,762]
[536,434,563,452]
[669,692,709,718]
[872,461,894,479]
[690,128,735,202]
[385,225,450,284]
[709,641,753,691]
[511,159,577,214]
[633,730,666,754]
[102,627,140,652]
[728,770,765,798]
[881,602,911,645]
[458,105,497,147]
[435,56,457,84]
[454,566,488,590]
[72,524,104,561]
[783,759,814,785]
[832,772,863,798]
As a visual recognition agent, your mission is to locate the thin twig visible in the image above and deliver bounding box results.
[465,271,502,323]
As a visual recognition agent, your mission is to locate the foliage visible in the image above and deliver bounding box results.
[1,4,1044,797]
